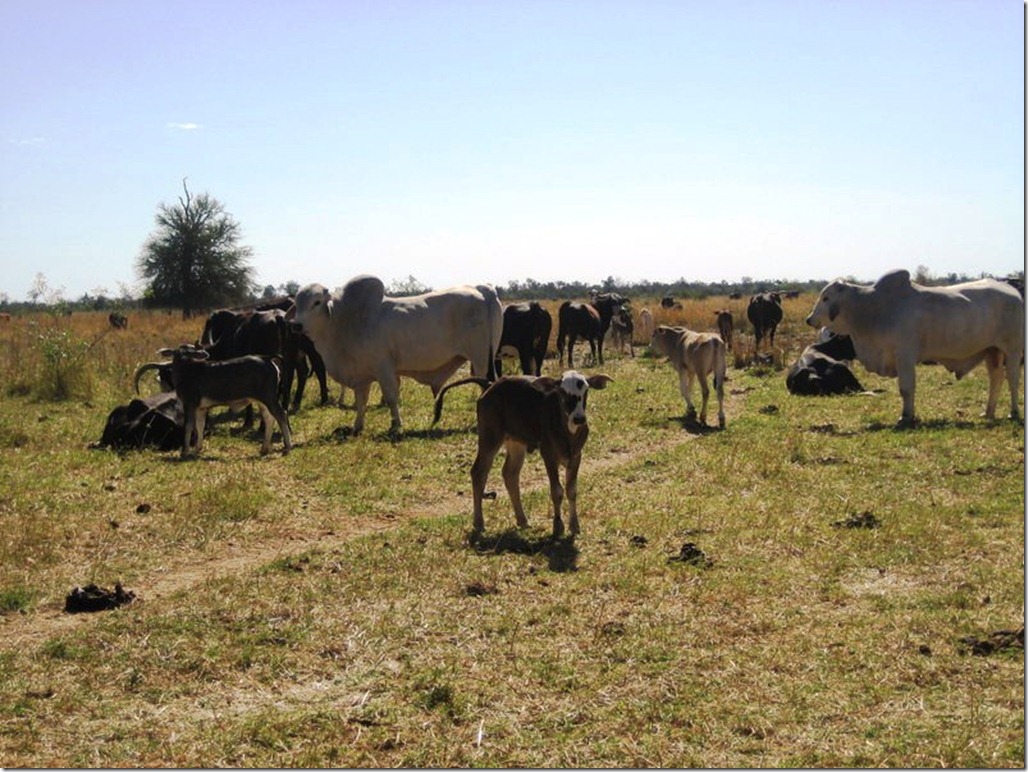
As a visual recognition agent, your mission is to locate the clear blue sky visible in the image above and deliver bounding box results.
[1,0,1023,302]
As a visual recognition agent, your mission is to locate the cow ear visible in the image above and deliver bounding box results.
[531,376,559,392]
[157,347,175,357]
[587,374,614,390]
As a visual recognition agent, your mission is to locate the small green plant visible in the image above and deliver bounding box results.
[29,319,95,401]
[0,586,33,613]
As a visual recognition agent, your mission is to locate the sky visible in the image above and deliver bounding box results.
[1,0,1023,302]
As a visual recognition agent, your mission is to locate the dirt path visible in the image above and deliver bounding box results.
[0,426,698,653]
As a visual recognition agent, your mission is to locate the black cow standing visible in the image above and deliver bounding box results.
[557,302,603,368]
[747,292,783,351]
[497,302,552,376]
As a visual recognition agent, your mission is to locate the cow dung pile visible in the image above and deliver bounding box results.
[833,511,880,529]
[64,583,136,614]
[667,542,712,567]
[958,626,1024,657]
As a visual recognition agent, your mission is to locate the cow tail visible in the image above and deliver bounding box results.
[487,344,498,382]
[432,377,491,426]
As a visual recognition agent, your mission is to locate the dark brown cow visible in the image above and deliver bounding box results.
[556,302,602,367]
[713,309,734,351]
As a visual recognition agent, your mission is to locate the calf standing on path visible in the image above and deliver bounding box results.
[433,371,613,537]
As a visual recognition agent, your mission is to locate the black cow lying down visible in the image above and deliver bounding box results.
[97,392,185,451]
[786,333,864,396]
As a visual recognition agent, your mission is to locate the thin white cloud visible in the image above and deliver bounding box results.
[167,122,202,131]
[9,137,45,145]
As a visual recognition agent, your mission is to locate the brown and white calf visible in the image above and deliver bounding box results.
[433,371,613,537]
[651,325,727,429]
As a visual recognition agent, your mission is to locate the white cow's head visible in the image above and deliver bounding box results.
[806,280,852,333]
[292,283,333,335]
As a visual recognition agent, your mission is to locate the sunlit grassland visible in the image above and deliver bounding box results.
[0,299,1023,767]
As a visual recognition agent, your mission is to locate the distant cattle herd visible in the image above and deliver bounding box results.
[96,271,1025,538]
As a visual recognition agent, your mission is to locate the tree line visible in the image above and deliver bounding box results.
[2,182,1021,316]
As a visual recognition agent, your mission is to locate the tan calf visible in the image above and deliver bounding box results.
[651,325,727,429]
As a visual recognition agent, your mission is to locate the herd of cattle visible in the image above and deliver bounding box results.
[99,269,1025,536]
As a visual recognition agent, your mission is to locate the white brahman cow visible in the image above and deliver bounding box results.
[651,324,728,429]
[292,275,503,435]
[806,269,1024,426]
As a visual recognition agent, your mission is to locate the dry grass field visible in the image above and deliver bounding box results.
[0,295,1023,767]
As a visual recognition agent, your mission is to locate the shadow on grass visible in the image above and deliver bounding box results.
[468,528,579,573]
[670,415,723,436]
[866,417,988,433]
[375,426,476,443]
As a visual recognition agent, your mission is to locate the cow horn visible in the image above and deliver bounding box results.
[133,362,164,395]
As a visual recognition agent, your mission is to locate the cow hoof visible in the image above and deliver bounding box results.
[895,417,919,430]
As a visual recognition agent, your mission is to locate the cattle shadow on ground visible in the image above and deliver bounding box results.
[378,426,475,443]
[865,417,989,433]
[317,425,474,443]
[468,528,579,573]
[671,415,722,436]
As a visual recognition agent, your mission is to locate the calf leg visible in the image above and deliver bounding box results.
[564,454,583,536]
[542,453,566,537]
[258,403,275,454]
[262,398,292,454]
[679,369,697,421]
[501,442,529,528]
[194,408,208,455]
[470,438,501,533]
[290,355,310,412]
[715,370,726,429]
[182,405,198,458]
[697,373,710,426]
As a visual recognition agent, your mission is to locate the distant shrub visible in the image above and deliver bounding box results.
[30,321,94,401]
